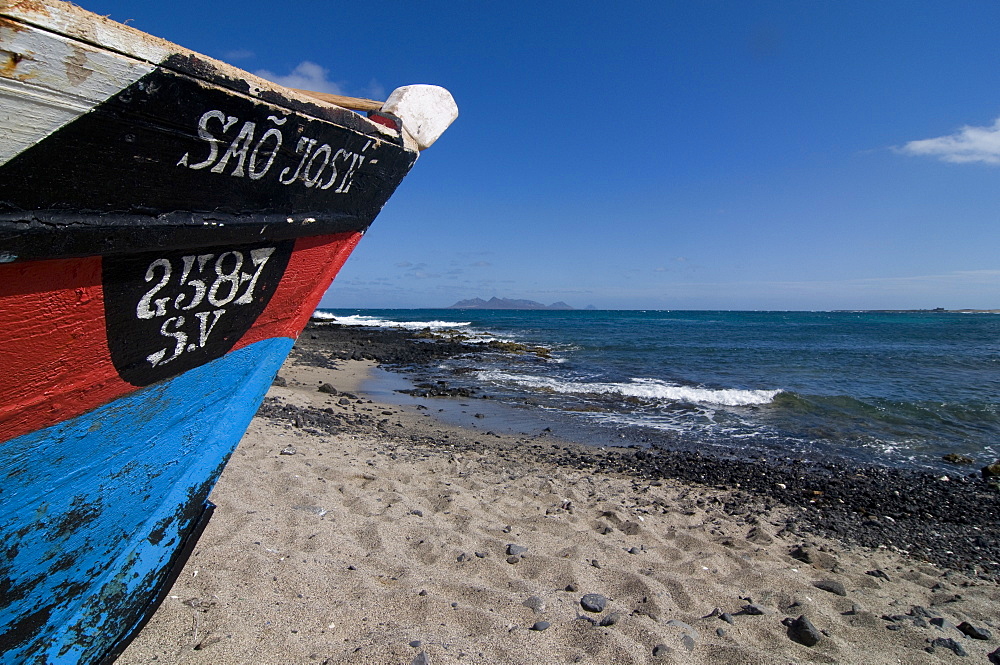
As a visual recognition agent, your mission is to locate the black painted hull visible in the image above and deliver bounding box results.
[0,2,430,662]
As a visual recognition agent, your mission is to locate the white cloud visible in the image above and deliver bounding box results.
[898,117,1000,164]
[224,48,255,61]
[254,61,344,95]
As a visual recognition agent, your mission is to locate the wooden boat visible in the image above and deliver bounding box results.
[0,2,457,662]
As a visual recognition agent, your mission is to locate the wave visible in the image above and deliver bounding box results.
[475,371,781,406]
[312,312,471,330]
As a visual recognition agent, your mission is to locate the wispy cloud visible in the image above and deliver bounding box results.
[898,117,1000,164]
[360,78,386,101]
[254,61,344,94]
[224,48,255,61]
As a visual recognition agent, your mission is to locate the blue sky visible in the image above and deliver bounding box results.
[87,1,1000,310]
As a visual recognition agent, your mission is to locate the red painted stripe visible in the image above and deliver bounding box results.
[0,256,125,446]
[0,231,362,444]
[236,231,362,348]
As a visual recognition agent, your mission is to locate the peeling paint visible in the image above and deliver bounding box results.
[0,48,23,78]
[64,43,90,86]
[0,339,292,663]
[2,1,53,17]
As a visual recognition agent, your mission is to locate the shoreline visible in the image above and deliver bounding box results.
[119,324,1000,664]
[295,323,1000,578]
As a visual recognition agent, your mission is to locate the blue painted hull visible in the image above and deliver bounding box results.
[0,338,293,664]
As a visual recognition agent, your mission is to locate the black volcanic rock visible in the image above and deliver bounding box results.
[783,615,822,647]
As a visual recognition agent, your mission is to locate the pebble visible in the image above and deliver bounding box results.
[580,594,608,613]
[523,596,546,613]
[990,647,1000,665]
[716,627,726,637]
[783,615,822,647]
[812,580,847,596]
[317,383,337,394]
[666,619,699,642]
[279,447,297,456]
[408,640,422,648]
[599,611,623,627]
[930,617,955,631]
[411,652,431,665]
[506,556,519,564]
[958,621,992,640]
[720,612,735,624]
[981,459,1000,479]
[507,544,528,556]
[742,604,767,615]
[927,637,968,657]
[652,644,670,657]
[530,621,551,631]
[842,603,863,616]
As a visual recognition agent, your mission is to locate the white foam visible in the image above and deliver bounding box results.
[313,313,471,330]
[475,371,781,406]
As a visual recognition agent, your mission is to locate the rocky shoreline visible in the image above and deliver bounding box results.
[118,322,1000,664]
[290,322,1000,579]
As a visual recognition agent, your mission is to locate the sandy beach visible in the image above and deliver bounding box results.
[118,327,1000,665]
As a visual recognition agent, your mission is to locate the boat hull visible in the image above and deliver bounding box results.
[0,230,363,663]
[1,338,290,663]
[0,2,433,661]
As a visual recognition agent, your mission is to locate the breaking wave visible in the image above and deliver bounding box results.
[312,312,471,330]
[475,371,781,406]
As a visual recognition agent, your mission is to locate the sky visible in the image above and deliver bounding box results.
[84,1,1000,310]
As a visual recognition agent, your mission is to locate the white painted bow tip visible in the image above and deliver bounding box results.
[382,85,458,150]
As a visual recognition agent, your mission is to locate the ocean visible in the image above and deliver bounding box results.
[313,309,1000,471]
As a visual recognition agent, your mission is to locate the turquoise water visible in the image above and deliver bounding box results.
[315,309,1000,469]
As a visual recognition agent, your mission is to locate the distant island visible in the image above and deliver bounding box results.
[448,297,575,310]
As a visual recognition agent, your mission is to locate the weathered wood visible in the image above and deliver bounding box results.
[291,89,384,112]
[0,1,454,663]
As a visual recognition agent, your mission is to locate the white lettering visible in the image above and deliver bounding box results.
[195,309,226,347]
[279,137,317,185]
[303,143,332,188]
[211,121,257,177]
[186,111,238,170]
[176,108,370,193]
[135,247,278,368]
[137,259,172,319]
[248,128,283,180]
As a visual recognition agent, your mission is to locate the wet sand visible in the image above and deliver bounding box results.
[119,328,1000,664]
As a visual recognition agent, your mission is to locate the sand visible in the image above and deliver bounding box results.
[118,353,1000,665]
